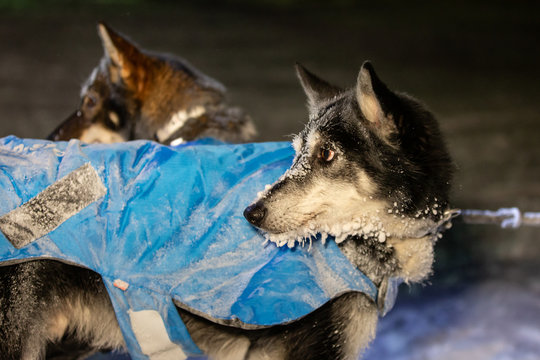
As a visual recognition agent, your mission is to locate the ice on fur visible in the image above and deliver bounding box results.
[255,171,446,248]
[245,62,453,254]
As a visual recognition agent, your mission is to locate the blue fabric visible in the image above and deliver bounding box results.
[0,136,377,359]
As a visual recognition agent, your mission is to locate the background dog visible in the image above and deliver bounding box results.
[47,22,255,145]
[0,23,258,360]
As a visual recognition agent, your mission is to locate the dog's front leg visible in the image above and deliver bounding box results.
[178,307,253,360]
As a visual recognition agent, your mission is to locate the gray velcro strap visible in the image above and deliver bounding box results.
[0,163,106,248]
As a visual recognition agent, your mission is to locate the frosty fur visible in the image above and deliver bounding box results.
[242,61,453,359]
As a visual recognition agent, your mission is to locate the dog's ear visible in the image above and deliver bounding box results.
[356,62,397,138]
[295,63,342,113]
[97,22,147,93]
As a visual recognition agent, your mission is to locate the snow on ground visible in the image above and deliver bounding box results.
[364,269,540,360]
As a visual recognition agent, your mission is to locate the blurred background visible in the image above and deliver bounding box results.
[0,1,539,359]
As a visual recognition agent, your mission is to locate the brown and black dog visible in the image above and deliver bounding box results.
[0,23,259,360]
[48,22,255,145]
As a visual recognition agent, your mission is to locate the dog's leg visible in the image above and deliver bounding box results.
[240,292,376,360]
[43,263,125,357]
[179,292,376,360]
[0,261,57,360]
[0,260,124,359]
[273,292,377,360]
[178,308,253,360]
[335,292,378,360]
[179,306,290,360]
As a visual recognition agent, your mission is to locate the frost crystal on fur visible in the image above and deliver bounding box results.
[285,152,312,179]
[253,171,450,248]
[263,212,445,249]
[261,205,455,249]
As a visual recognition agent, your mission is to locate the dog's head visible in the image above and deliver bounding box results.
[245,62,452,251]
[48,23,255,144]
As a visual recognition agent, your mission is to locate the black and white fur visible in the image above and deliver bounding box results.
[0,62,452,359]
[242,62,453,358]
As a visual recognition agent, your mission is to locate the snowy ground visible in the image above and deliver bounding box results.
[365,266,540,360]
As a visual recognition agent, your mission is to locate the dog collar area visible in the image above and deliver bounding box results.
[0,136,383,359]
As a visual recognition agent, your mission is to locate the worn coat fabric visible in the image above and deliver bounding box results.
[0,136,377,359]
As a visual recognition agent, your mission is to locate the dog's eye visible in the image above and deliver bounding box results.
[320,148,335,162]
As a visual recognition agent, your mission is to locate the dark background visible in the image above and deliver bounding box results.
[0,1,539,358]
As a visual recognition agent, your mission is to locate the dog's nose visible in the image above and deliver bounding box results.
[244,202,267,227]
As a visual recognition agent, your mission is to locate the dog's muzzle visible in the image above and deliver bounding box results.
[47,110,85,141]
[244,202,267,227]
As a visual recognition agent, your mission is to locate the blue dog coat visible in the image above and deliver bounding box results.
[0,136,378,359]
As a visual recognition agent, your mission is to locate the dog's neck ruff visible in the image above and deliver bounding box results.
[0,137,379,360]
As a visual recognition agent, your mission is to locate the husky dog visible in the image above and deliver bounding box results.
[0,62,452,360]
[48,22,255,145]
[241,62,454,359]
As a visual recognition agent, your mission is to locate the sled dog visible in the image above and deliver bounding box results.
[242,61,454,359]
[48,22,255,145]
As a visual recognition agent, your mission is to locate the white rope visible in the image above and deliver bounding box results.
[460,207,540,228]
